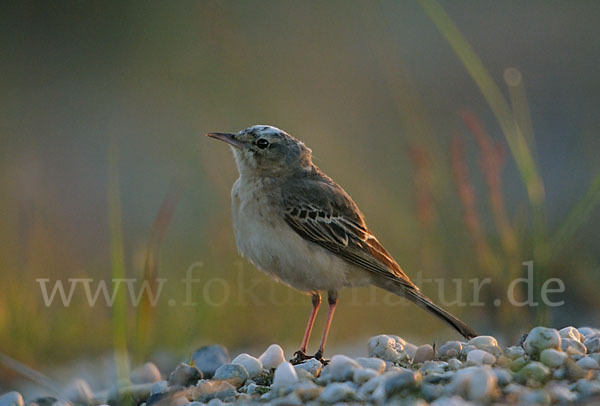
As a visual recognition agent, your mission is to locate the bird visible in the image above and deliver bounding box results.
[206,124,477,363]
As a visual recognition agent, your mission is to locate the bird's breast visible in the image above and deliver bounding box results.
[230,177,366,292]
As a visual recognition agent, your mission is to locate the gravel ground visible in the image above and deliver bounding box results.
[3,325,600,405]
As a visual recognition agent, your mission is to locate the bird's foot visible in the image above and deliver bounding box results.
[313,350,329,365]
[290,350,312,365]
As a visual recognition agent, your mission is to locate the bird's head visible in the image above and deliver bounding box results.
[206,125,312,177]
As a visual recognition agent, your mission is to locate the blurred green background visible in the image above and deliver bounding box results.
[1,0,600,389]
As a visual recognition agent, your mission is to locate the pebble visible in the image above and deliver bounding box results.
[319,382,355,403]
[131,362,162,384]
[64,378,95,405]
[578,327,599,338]
[150,380,168,395]
[404,342,418,360]
[584,335,600,353]
[468,335,501,356]
[321,354,360,382]
[384,369,422,395]
[447,358,463,371]
[191,345,230,378]
[466,349,495,366]
[438,341,462,358]
[450,366,497,402]
[231,353,262,378]
[576,356,600,370]
[562,337,587,355]
[560,326,582,342]
[293,358,322,377]
[516,361,551,386]
[213,363,249,388]
[0,392,24,406]
[540,348,567,368]
[272,362,298,387]
[524,327,561,356]
[413,344,434,364]
[192,380,237,402]
[353,367,378,384]
[356,357,386,373]
[368,334,405,363]
[168,363,204,387]
[504,346,525,359]
[492,367,513,386]
[258,344,286,369]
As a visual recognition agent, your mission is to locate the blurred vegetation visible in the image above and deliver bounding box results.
[1,0,600,389]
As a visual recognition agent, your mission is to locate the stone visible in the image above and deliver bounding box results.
[404,342,418,360]
[356,357,386,373]
[293,358,322,377]
[516,361,551,386]
[0,392,24,406]
[213,363,249,388]
[413,344,434,364]
[384,369,422,395]
[468,336,501,356]
[492,367,513,386]
[259,344,286,369]
[168,363,203,387]
[150,380,168,396]
[559,326,582,342]
[64,379,94,405]
[191,345,230,378]
[368,335,405,363]
[131,362,162,384]
[584,335,600,353]
[353,367,378,384]
[466,349,495,366]
[319,382,355,403]
[447,358,463,371]
[561,337,587,355]
[578,327,599,338]
[450,366,497,402]
[272,362,298,387]
[232,353,262,378]
[524,327,561,356]
[540,348,567,368]
[504,346,525,359]
[576,356,599,370]
[438,341,462,358]
[321,354,360,382]
[191,380,236,403]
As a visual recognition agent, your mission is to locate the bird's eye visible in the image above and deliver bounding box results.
[256,138,269,149]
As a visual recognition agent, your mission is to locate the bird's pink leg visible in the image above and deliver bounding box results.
[299,292,321,353]
[315,291,338,360]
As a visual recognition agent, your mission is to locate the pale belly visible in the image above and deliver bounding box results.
[231,178,370,293]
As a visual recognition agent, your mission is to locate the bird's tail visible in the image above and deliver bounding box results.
[405,289,478,340]
[376,279,478,339]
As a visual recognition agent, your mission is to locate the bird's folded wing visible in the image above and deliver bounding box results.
[281,178,414,288]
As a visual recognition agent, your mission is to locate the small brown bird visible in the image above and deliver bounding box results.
[207,125,477,362]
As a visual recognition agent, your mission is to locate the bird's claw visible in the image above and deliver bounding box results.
[290,350,312,365]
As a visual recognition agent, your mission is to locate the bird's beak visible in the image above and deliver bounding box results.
[206,132,244,149]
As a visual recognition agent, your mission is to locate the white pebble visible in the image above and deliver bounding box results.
[319,382,354,403]
[540,348,567,368]
[559,326,582,342]
[413,344,434,364]
[356,357,386,373]
[466,349,495,365]
[131,362,162,384]
[0,392,24,406]
[353,367,378,384]
[321,354,360,382]
[524,327,561,356]
[576,356,599,370]
[450,366,497,402]
[232,353,263,378]
[272,362,298,387]
[258,344,286,369]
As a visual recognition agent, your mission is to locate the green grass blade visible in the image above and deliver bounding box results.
[108,137,130,383]
[550,173,600,257]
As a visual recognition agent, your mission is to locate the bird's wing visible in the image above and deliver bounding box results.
[281,176,415,289]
